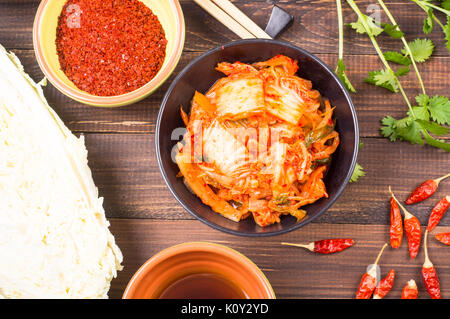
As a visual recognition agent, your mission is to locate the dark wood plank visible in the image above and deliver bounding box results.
[108,219,450,299]
[1,0,449,301]
[84,133,450,225]
[1,0,449,56]
[10,49,450,137]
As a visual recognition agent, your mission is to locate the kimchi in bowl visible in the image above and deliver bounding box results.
[156,39,359,236]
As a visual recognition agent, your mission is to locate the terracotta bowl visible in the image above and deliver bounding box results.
[122,242,276,299]
[33,0,185,107]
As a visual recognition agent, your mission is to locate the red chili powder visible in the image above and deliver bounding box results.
[56,0,167,96]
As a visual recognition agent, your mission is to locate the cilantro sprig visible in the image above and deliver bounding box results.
[381,95,450,151]
[403,38,435,63]
[364,67,410,93]
[335,0,450,183]
[335,0,364,182]
[411,0,450,51]
[347,15,404,39]
[335,0,356,93]
[346,0,413,107]
[383,38,435,67]
[345,0,450,152]
[350,162,366,183]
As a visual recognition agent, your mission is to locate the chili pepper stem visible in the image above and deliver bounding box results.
[281,242,315,252]
[434,173,450,185]
[368,243,388,277]
[423,230,433,268]
[373,243,388,265]
[389,186,414,219]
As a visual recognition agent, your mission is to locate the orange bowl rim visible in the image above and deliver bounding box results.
[122,241,276,299]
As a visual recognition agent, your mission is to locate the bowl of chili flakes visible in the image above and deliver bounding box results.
[33,0,185,107]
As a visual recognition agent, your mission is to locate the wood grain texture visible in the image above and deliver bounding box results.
[9,49,450,137]
[108,219,450,299]
[84,133,450,225]
[1,0,450,55]
[1,0,449,299]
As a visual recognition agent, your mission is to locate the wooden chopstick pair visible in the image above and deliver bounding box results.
[193,0,272,39]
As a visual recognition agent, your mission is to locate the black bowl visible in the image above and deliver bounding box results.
[156,39,359,237]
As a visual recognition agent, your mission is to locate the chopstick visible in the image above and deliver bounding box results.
[193,0,272,39]
[210,0,272,39]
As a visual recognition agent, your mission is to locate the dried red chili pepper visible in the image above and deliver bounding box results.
[403,216,422,259]
[281,238,354,254]
[401,280,418,299]
[422,230,441,299]
[435,232,450,245]
[427,196,450,231]
[373,269,395,299]
[355,243,388,299]
[390,187,422,259]
[390,197,403,249]
[405,173,450,205]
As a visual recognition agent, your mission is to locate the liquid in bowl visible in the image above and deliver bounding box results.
[158,272,248,299]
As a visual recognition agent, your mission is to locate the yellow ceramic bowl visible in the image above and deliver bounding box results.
[33,0,185,107]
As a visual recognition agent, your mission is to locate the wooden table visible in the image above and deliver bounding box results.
[1,0,449,299]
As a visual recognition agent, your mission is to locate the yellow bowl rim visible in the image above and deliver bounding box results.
[32,0,185,107]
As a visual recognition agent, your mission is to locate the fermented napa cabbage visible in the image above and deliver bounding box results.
[264,82,305,125]
[0,44,123,299]
[203,120,249,177]
[213,76,265,119]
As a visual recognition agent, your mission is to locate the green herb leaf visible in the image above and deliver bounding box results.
[395,66,410,77]
[350,163,365,183]
[408,106,429,121]
[444,16,450,52]
[416,119,449,136]
[428,95,450,125]
[381,23,404,38]
[423,133,450,152]
[384,51,412,65]
[365,68,403,92]
[347,15,383,36]
[365,71,396,92]
[415,94,450,125]
[423,8,435,34]
[381,115,419,143]
[381,96,450,152]
[402,38,434,63]
[381,116,400,141]
[441,0,450,10]
[396,119,424,145]
[374,69,397,87]
[415,93,430,107]
[335,59,356,93]
[346,0,450,152]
